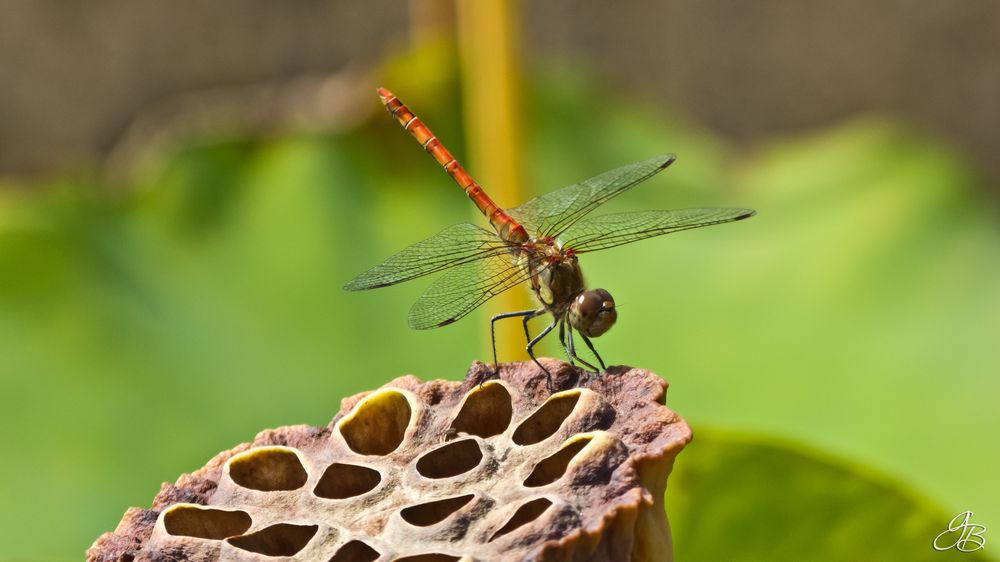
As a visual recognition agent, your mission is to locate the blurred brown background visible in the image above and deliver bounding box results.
[2,0,998,186]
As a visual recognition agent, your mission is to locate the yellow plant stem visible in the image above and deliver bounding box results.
[456,0,532,362]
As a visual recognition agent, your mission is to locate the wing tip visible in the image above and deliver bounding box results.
[343,277,391,291]
[657,153,678,169]
[343,278,365,291]
[736,208,757,221]
[406,316,456,330]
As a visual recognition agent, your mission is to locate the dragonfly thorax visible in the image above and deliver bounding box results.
[527,238,586,312]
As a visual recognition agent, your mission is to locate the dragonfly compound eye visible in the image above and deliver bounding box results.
[571,289,617,338]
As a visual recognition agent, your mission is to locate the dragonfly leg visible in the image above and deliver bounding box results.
[491,309,544,376]
[578,333,607,371]
[566,325,600,374]
[522,310,549,346]
[558,320,576,367]
[526,318,558,391]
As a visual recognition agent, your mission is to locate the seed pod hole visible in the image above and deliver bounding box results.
[449,381,512,438]
[314,463,382,499]
[524,435,593,487]
[489,498,552,542]
[227,523,318,556]
[512,390,581,445]
[338,390,412,455]
[400,494,474,527]
[415,439,482,479]
[393,555,461,562]
[162,504,252,539]
[228,446,308,491]
[328,540,381,562]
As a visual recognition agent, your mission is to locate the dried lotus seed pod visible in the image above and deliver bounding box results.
[87,359,692,562]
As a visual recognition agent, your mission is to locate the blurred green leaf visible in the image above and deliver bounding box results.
[670,430,995,561]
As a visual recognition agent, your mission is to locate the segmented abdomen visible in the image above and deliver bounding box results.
[377,88,528,244]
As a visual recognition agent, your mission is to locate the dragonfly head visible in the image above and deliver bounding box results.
[569,288,617,338]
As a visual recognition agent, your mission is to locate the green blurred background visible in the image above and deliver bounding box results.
[1,2,998,561]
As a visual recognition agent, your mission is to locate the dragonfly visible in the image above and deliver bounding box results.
[346,88,755,388]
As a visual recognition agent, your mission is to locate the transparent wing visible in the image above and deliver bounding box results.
[408,252,540,330]
[561,208,756,253]
[507,154,676,238]
[344,223,515,291]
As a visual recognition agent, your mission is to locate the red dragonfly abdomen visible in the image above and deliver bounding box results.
[377,88,528,244]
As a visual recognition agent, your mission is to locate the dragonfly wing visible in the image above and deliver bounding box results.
[507,154,676,238]
[408,252,538,330]
[344,223,514,291]
[561,208,756,253]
